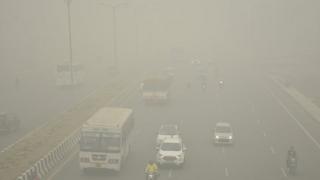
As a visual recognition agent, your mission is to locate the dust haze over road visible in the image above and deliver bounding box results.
[1,0,320,180]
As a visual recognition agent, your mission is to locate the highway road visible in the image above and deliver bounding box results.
[48,60,320,180]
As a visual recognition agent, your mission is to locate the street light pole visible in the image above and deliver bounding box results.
[112,6,118,68]
[65,0,74,84]
[99,2,127,71]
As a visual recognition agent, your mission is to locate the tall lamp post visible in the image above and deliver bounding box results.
[65,0,74,84]
[100,1,127,71]
[112,5,118,68]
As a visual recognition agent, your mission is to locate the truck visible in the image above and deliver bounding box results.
[141,77,171,103]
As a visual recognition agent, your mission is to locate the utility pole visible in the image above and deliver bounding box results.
[65,0,74,84]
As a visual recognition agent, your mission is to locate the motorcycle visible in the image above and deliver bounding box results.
[218,81,224,88]
[201,82,207,91]
[146,172,158,180]
[287,156,297,175]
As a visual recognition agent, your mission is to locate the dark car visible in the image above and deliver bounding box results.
[0,112,20,133]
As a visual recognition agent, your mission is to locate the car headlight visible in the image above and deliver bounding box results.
[228,136,233,139]
[215,136,219,139]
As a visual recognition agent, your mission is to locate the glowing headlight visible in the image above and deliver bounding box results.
[228,136,233,139]
[215,136,219,139]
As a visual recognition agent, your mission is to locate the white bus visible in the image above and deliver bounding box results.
[79,107,134,172]
[56,62,84,86]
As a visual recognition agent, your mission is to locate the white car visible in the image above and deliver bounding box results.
[191,59,201,65]
[213,122,233,144]
[156,124,179,147]
[156,137,186,167]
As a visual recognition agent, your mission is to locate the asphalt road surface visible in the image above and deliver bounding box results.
[50,60,320,180]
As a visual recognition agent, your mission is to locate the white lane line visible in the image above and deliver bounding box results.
[225,167,229,177]
[281,167,288,177]
[270,146,276,154]
[267,87,320,150]
[263,132,267,137]
[168,169,173,178]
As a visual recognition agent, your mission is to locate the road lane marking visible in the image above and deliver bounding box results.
[281,167,288,177]
[225,167,229,177]
[277,98,320,150]
[263,132,267,137]
[267,87,320,150]
[270,146,276,154]
[168,169,173,178]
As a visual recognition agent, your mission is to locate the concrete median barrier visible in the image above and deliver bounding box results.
[16,129,81,180]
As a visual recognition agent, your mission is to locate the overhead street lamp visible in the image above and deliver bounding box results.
[99,1,128,71]
[65,0,74,84]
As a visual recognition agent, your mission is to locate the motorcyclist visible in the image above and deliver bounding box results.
[286,146,297,170]
[219,80,224,87]
[201,81,207,90]
[287,146,297,159]
[145,160,159,180]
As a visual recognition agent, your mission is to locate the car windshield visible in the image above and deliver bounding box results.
[215,126,231,133]
[161,142,181,151]
[159,126,178,135]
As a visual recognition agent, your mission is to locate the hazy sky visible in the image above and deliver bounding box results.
[1,0,320,71]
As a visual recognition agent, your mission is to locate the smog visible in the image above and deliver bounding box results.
[0,0,319,179]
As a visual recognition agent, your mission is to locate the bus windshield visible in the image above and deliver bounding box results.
[80,131,121,153]
[101,134,121,153]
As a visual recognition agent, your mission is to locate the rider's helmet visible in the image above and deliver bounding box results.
[288,146,296,156]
